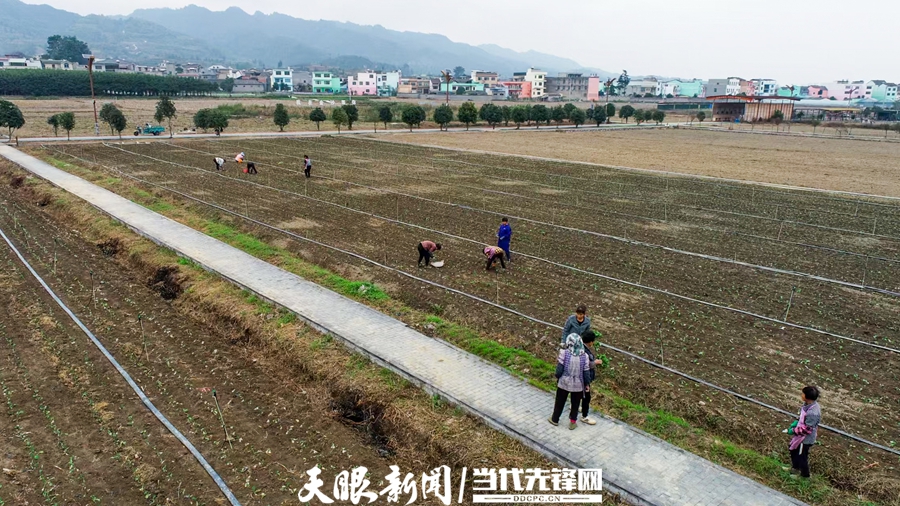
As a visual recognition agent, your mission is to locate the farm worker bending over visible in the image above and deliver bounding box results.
[549,333,591,430]
[235,152,245,164]
[497,217,512,261]
[304,155,312,178]
[214,157,225,171]
[561,305,591,346]
[484,246,506,270]
[246,161,258,175]
[417,241,441,267]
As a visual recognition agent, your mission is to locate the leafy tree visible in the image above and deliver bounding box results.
[562,103,577,119]
[592,107,607,126]
[47,114,60,136]
[401,105,426,131]
[510,106,528,129]
[455,86,467,96]
[378,105,393,130]
[207,110,228,135]
[810,119,821,134]
[634,109,646,124]
[332,107,348,133]
[551,106,566,128]
[154,96,177,138]
[457,102,478,130]
[894,122,900,137]
[501,105,512,126]
[619,104,635,123]
[342,104,359,130]
[58,111,76,140]
[45,35,90,63]
[0,100,25,139]
[433,104,454,131]
[569,107,586,128]
[605,103,616,123]
[643,93,655,98]
[193,109,212,131]
[99,103,117,134]
[652,110,665,125]
[616,70,631,96]
[522,104,533,126]
[364,107,380,132]
[453,66,466,79]
[771,109,784,129]
[109,108,127,139]
[273,103,290,131]
[479,103,502,129]
[696,111,706,123]
[309,107,327,130]
[531,104,550,128]
[221,78,235,93]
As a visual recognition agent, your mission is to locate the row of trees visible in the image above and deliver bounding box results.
[0,70,219,97]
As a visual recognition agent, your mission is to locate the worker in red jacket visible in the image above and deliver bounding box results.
[417,241,442,267]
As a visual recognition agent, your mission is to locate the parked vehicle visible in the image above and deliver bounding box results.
[134,123,165,136]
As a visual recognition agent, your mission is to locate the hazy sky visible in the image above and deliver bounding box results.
[23,0,900,84]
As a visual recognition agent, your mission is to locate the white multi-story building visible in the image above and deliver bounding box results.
[750,78,778,96]
[524,67,547,98]
[270,68,293,92]
[0,55,43,70]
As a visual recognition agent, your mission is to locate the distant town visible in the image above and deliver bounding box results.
[1,53,897,106]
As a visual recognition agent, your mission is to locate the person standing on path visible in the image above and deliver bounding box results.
[579,330,601,425]
[417,241,441,267]
[304,155,312,178]
[497,217,512,261]
[484,246,507,270]
[549,333,591,430]
[783,386,822,479]
[214,157,225,171]
[561,305,591,346]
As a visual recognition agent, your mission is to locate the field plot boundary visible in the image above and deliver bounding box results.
[0,225,243,506]
[0,144,808,505]
[685,125,900,144]
[379,135,900,202]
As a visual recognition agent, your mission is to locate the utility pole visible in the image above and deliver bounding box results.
[441,70,452,105]
[86,54,99,135]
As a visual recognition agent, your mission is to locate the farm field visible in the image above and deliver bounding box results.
[29,136,900,503]
[392,128,900,196]
[0,159,560,505]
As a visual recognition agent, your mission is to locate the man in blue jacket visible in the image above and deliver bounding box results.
[497,217,512,261]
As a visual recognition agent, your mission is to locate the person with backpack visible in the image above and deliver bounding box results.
[549,333,591,430]
[579,330,602,425]
[783,386,822,479]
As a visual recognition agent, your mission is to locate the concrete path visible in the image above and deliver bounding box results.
[0,144,805,506]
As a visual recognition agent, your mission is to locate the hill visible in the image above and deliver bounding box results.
[0,0,612,76]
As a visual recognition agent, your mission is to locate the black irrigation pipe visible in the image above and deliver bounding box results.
[300,136,890,223]
[352,135,900,210]
[77,144,900,353]
[0,226,243,506]
[36,146,900,459]
[203,138,900,266]
[144,141,900,298]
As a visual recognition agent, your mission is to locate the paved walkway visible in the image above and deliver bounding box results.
[0,144,805,506]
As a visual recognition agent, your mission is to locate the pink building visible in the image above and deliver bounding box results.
[805,86,828,99]
[500,80,532,99]
[348,71,383,96]
[823,81,865,100]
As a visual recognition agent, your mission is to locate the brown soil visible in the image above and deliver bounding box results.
[27,138,900,504]
[392,128,900,197]
[0,160,597,505]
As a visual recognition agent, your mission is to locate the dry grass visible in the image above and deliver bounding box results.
[393,128,900,197]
